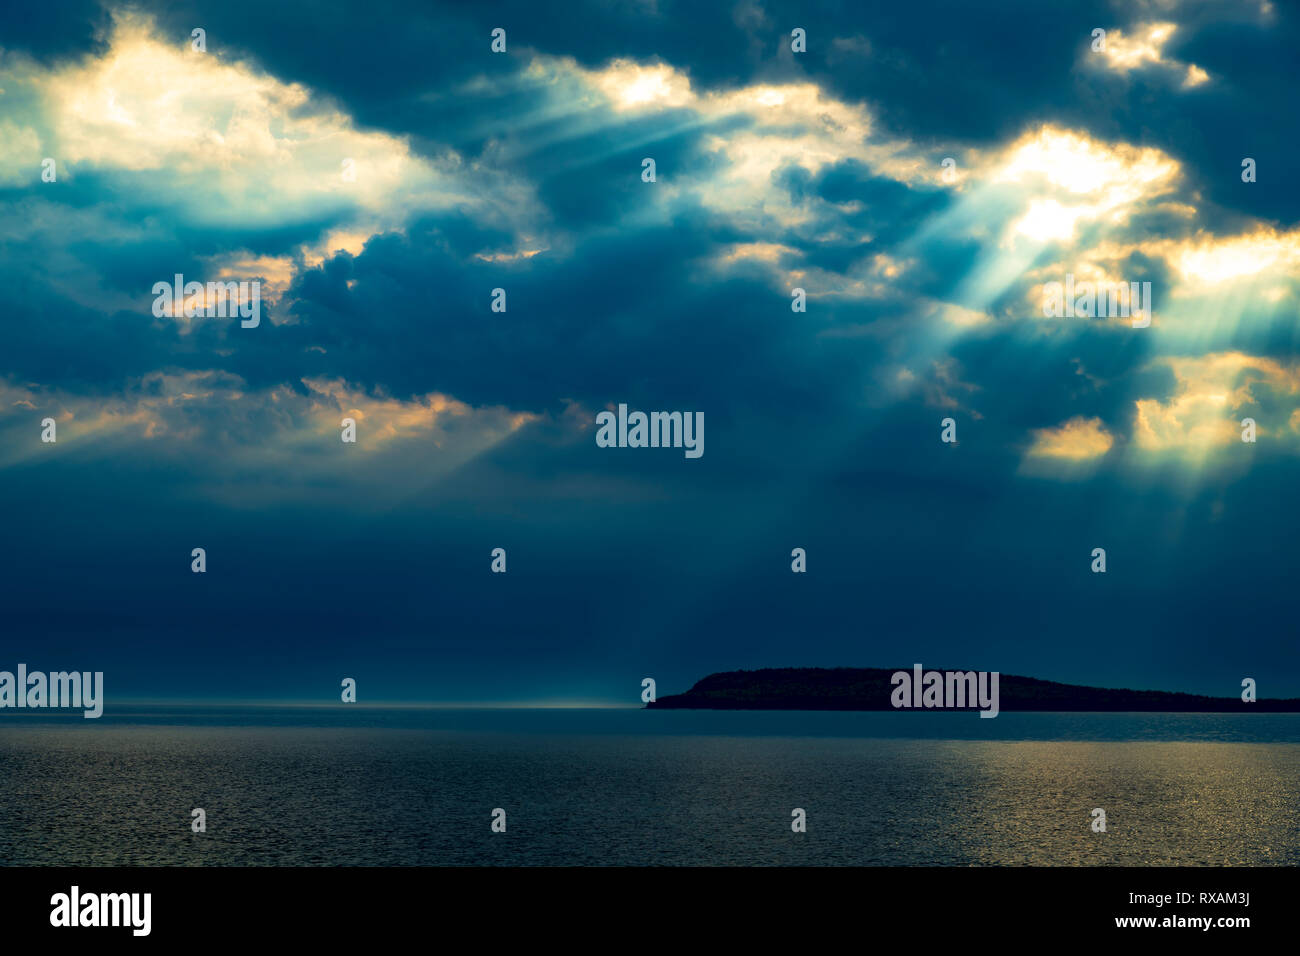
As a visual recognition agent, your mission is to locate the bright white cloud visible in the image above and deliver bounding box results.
[1027,416,1114,460]
[1091,21,1211,87]
[1133,352,1300,454]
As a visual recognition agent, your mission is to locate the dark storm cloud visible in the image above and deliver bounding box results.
[2,0,1299,702]
[0,0,108,62]
[280,208,867,415]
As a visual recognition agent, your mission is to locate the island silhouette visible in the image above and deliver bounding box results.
[646,667,1300,712]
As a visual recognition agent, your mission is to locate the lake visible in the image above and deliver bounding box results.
[1,707,1297,865]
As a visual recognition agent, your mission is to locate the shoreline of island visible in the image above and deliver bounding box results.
[645,667,1300,712]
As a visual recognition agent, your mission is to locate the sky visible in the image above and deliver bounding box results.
[1,0,1298,704]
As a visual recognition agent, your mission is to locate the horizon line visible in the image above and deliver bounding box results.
[99,697,640,710]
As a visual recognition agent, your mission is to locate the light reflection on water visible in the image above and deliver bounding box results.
[1,709,1297,865]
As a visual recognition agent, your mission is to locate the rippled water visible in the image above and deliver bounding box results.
[1,709,1297,865]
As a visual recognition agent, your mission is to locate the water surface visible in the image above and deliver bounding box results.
[1,708,1296,865]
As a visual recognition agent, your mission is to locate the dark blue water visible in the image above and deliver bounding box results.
[2,708,1297,865]
[12,705,1300,740]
